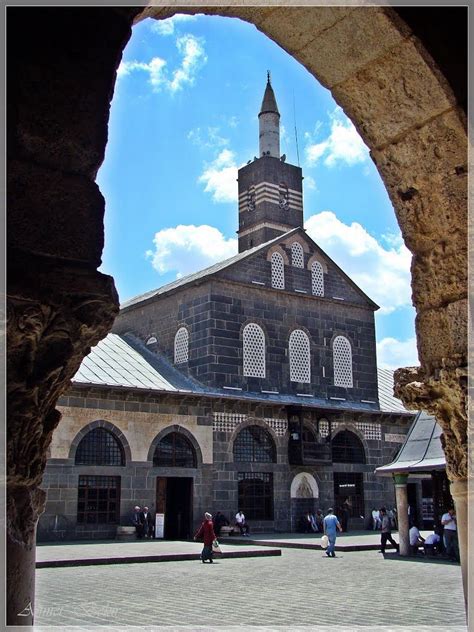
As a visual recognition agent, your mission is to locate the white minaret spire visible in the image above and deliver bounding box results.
[258,71,280,158]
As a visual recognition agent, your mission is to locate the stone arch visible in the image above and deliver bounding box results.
[147,424,203,467]
[69,419,131,464]
[266,244,289,266]
[290,472,319,499]
[331,428,367,464]
[307,253,328,274]
[7,7,467,624]
[233,423,277,463]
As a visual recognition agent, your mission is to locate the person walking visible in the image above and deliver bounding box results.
[131,505,144,539]
[441,506,459,562]
[194,512,217,563]
[323,508,342,558]
[140,506,154,539]
[379,507,399,554]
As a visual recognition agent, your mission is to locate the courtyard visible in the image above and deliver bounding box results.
[34,544,466,630]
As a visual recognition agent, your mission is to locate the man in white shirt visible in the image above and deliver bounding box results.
[441,507,459,561]
[235,510,250,536]
[424,532,441,556]
[409,524,425,555]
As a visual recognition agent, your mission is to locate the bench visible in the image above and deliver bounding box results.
[219,526,235,537]
[116,526,136,541]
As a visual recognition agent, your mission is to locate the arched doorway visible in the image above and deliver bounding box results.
[332,430,366,530]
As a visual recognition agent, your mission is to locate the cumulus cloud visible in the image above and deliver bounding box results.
[149,14,197,36]
[198,149,239,203]
[304,211,412,314]
[146,224,238,277]
[117,34,206,93]
[377,337,419,370]
[303,175,317,192]
[305,108,369,168]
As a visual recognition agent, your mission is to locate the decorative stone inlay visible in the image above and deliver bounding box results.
[331,421,382,441]
[263,417,288,436]
[212,413,287,435]
[385,433,407,443]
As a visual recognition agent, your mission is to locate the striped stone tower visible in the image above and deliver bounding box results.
[237,73,304,252]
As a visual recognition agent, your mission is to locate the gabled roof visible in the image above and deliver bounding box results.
[377,368,410,413]
[120,229,300,310]
[71,334,411,417]
[121,226,378,311]
[375,410,445,476]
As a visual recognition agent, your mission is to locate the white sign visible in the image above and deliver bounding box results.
[384,433,406,443]
[155,513,165,539]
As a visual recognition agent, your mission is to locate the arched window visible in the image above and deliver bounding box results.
[333,335,353,387]
[332,430,366,463]
[75,428,125,466]
[289,329,311,383]
[234,426,276,463]
[311,261,324,296]
[291,242,304,268]
[153,432,196,467]
[243,323,266,378]
[174,327,189,364]
[271,251,285,289]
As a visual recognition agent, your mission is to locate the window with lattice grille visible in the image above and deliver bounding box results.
[291,242,304,268]
[75,428,124,466]
[153,432,196,467]
[271,252,285,289]
[174,327,189,364]
[333,335,353,387]
[234,426,276,462]
[332,430,365,463]
[77,475,120,524]
[243,323,266,377]
[311,261,324,296]
[289,329,311,383]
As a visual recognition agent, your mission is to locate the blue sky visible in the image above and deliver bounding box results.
[97,14,418,370]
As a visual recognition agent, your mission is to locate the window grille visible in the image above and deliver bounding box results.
[238,472,273,520]
[331,430,366,463]
[243,323,266,378]
[75,428,125,466]
[291,242,304,268]
[319,419,330,438]
[356,422,382,441]
[153,432,196,468]
[311,261,324,296]
[333,336,353,387]
[234,426,276,463]
[174,327,189,364]
[77,475,120,524]
[271,252,285,289]
[263,418,288,436]
[289,329,311,383]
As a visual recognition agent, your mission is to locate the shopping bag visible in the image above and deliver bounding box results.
[320,535,329,549]
[212,539,222,554]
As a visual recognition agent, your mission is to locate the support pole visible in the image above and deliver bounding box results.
[449,479,469,615]
[393,473,409,556]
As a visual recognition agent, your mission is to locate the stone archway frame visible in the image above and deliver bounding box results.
[68,419,132,464]
[230,418,279,464]
[331,423,370,464]
[147,424,204,467]
[290,472,319,499]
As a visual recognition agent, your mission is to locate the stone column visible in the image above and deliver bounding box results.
[449,479,469,612]
[393,473,409,556]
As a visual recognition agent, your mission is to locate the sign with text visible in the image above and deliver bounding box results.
[155,513,165,539]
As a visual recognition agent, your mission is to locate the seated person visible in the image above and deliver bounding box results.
[424,531,442,556]
[213,511,229,536]
[315,509,324,533]
[235,510,250,536]
[409,523,425,555]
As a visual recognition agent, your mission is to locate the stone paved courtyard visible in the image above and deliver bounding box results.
[34,546,466,631]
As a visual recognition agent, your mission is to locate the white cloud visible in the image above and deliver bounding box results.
[146,224,238,277]
[117,34,206,93]
[188,127,229,149]
[304,211,412,314]
[304,175,317,192]
[198,149,239,203]
[377,337,419,370]
[305,108,369,168]
[149,14,197,36]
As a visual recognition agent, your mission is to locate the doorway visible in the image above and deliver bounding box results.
[156,476,193,540]
[333,472,364,527]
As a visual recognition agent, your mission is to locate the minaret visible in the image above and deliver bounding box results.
[237,74,304,253]
[259,71,280,158]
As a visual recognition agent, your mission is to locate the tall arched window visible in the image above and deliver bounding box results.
[289,329,311,383]
[291,242,304,268]
[75,428,125,466]
[243,323,266,378]
[331,430,365,463]
[271,251,285,289]
[174,327,189,364]
[153,432,196,467]
[311,261,324,296]
[333,335,353,387]
[233,426,276,463]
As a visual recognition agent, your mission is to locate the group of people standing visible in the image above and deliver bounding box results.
[131,505,154,539]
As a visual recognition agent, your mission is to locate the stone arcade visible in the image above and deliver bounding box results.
[38,79,416,541]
